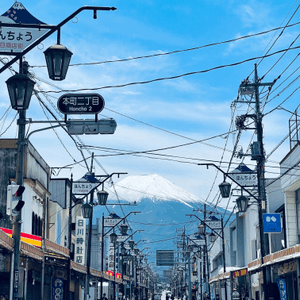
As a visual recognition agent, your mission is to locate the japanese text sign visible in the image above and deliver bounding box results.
[57,93,105,115]
[74,216,86,265]
[263,213,281,233]
[72,181,98,195]
[104,217,121,227]
[0,27,49,53]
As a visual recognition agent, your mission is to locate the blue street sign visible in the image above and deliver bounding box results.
[263,213,281,233]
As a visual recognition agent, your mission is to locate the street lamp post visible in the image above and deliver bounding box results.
[186,214,228,300]
[100,212,141,300]
[110,231,118,300]
[199,163,267,300]
[4,6,116,300]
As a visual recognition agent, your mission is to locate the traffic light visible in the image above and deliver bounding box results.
[7,183,25,216]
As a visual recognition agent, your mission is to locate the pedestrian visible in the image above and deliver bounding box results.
[102,293,108,300]
[0,295,5,300]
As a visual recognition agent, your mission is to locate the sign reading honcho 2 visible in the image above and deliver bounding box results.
[57,93,105,115]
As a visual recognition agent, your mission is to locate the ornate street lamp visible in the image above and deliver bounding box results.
[44,44,73,80]
[110,231,118,244]
[128,239,135,249]
[6,73,35,110]
[219,181,231,198]
[236,195,249,212]
[187,245,193,253]
[209,232,217,243]
[197,223,205,236]
[120,223,129,235]
[144,257,148,264]
[81,203,92,219]
[97,189,109,205]
[121,244,127,255]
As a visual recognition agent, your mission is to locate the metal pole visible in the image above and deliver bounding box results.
[221,218,228,300]
[12,109,26,300]
[204,205,210,299]
[41,192,46,300]
[67,174,73,300]
[85,193,94,300]
[85,154,95,300]
[114,242,116,300]
[188,253,192,300]
[199,252,202,300]
[101,213,105,299]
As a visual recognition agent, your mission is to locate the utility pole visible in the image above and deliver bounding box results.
[203,204,210,300]
[238,64,274,300]
[253,64,269,300]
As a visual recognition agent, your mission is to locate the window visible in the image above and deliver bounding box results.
[251,239,257,260]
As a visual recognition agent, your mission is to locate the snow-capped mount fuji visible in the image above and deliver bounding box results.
[108,174,204,207]
[93,174,229,271]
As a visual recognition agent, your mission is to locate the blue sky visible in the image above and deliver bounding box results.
[0,0,300,211]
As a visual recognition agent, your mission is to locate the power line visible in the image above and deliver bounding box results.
[39,45,300,94]
[31,22,300,68]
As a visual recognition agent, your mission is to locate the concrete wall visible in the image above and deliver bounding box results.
[280,144,300,248]
[209,226,230,276]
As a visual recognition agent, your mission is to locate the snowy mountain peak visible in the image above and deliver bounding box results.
[108,174,204,206]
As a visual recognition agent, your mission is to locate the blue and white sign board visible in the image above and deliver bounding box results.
[276,278,287,300]
[263,213,281,233]
[52,278,63,300]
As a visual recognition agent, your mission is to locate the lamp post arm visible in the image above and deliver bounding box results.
[184,233,205,248]
[103,211,141,237]
[186,214,222,238]
[75,172,128,201]
[123,230,145,244]
[0,6,117,74]
[26,124,64,140]
[198,163,260,202]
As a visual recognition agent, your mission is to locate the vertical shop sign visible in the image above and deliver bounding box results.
[276,278,287,300]
[74,216,86,265]
[52,278,63,300]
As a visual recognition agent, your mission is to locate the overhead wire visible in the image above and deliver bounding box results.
[256,4,300,71]
[0,112,18,137]
[31,22,300,69]
[39,45,300,94]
